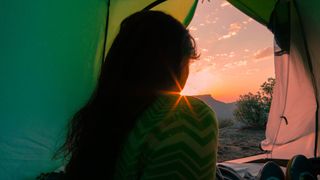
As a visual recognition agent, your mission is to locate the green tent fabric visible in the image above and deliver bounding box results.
[0,1,107,179]
[226,0,277,26]
[0,0,197,179]
[105,0,198,55]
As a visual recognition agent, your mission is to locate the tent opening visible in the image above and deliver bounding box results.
[181,0,275,162]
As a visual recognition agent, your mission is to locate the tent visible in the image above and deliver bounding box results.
[0,0,197,179]
[227,0,320,159]
[0,0,319,179]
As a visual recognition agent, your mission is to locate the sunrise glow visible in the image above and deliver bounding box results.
[182,0,275,103]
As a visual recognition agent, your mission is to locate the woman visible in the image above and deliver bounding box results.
[61,11,218,179]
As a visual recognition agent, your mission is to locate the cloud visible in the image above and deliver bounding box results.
[201,48,209,52]
[188,26,197,31]
[234,60,247,66]
[215,52,236,59]
[203,55,215,62]
[229,23,242,33]
[218,22,242,40]
[215,53,229,57]
[242,18,254,25]
[220,1,231,7]
[189,60,216,73]
[218,34,232,40]
[223,60,247,69]
[254,47,273,59]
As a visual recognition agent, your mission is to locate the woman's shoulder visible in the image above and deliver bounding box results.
[157,94,213,109]
[184,95,214,110]
[169,95,216,116]
[152,94,218,128]
[137,94,218,133]
[181,95,217,125]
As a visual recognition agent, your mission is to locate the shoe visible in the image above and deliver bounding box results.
[256,161,285,180]
[216,164,243,180]
[286,155,316,180]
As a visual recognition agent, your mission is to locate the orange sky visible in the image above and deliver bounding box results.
[181,0,275,102]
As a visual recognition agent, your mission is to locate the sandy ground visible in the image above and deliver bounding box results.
[217,125,265,162]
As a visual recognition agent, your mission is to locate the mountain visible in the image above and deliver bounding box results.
[194,94,236,120]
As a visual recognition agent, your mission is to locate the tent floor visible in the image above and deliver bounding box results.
[226,154,289,167]
[220,154,320,178]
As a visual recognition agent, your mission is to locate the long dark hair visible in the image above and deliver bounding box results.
[61,11,198,179]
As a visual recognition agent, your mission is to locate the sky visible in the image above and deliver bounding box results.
[181,0,275,102]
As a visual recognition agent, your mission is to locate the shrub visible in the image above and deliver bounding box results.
[233,78,275,129]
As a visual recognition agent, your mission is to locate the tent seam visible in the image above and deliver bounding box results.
[142,0,167,11]
[183,0,199,26]
[101,0,111,60]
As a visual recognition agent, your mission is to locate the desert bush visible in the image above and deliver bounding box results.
[218,118,234,129]
[233,78,275,129]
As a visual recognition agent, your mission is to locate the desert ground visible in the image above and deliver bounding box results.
[217,125,265,162]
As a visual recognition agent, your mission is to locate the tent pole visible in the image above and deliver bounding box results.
[142,0,167,11]
[101,0,111,60]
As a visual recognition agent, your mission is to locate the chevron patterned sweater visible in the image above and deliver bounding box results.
[114,94,218,179]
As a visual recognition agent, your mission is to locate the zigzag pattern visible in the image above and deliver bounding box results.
[114,94,218,179]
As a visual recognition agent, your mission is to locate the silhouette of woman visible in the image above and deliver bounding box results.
[61,10,218,179]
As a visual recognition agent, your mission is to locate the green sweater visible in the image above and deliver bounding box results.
[114,94,218,179]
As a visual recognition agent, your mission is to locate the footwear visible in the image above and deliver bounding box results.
[286,155,316,180]
[256,161,285,180]
[216,164,243,180]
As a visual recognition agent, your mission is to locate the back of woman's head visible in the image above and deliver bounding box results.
[100,11,197,95]
[63,10,198,179]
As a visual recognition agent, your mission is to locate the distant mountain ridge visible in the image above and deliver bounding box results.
[194,94,236,120]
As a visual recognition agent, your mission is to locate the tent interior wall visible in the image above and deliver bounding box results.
[0,0,198,179]
[0,0,319,179]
